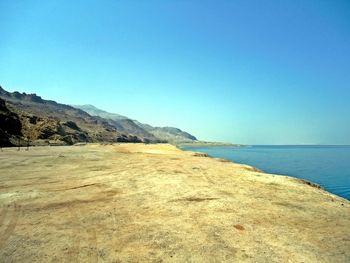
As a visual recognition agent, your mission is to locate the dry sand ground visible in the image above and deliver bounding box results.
[0,143,349,262]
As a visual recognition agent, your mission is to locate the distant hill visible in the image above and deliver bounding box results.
[0,86,142,146]
[73,105,198,144]
[73,104,161,143]
[0,86,199,147]
[133,121,197,143]
[74,104,128,121]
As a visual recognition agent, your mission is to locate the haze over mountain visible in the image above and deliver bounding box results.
[74,104,198,144]
[0,86,198,146]
[76,104,128,121]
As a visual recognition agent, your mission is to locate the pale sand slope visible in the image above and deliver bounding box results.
[0,144,349,262]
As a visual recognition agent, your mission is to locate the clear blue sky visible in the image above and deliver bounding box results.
[1,0,350,144]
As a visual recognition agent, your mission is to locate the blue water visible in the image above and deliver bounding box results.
[183,145,350,200]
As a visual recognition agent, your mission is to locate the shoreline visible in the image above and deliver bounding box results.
[180,145,350,201]
[0,143,349,261]
[176,141,245,148]
[1,142,348,202]
[3,142,347,201]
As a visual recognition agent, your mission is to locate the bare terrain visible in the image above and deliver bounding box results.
[0,144,349,262]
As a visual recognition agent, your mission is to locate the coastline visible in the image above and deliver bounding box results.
[182,144,350,201]
[0,143,349,262]
[176,141,245,148]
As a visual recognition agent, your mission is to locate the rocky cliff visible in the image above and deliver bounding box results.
[0,86,142,146]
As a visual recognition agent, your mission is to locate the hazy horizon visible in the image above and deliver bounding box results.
[1,0,350,145]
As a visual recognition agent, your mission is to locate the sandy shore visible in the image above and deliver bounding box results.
[0,143,349,262]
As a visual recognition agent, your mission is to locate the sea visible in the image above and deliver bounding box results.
[182,145,350,200]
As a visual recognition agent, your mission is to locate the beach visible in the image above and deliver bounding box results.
[0,143,349,262]
[182,145,350,200]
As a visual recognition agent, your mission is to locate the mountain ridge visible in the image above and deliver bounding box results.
[0,86,142,146]
[73,104,198,144]
[0,85,198,146]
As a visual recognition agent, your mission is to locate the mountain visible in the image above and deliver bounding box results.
[0,86,198,147]
[74,105,198,144]
[133,121,197,143]
[74,104,128,121]
[73,104,162,143]
[0,86,142,146]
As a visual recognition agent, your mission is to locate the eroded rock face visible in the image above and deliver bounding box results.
[0,98,22,146]
[0,98,21,132]
[0,129,12,147]
[63,121,81,131]
[34,120,61,139]
[19,115,93,145]
[0,86,143,146]
[117,134,142,143]
[0,103,95,146]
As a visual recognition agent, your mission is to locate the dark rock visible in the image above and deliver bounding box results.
[35,121,60,139]
[0,98,22,136]
[63,121,81,131]
[29,115,39,124]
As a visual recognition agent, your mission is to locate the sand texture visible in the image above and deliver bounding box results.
[0,144,349,262]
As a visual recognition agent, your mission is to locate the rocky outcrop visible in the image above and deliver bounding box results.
[0,86,143,146]
[0,98,22,146]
